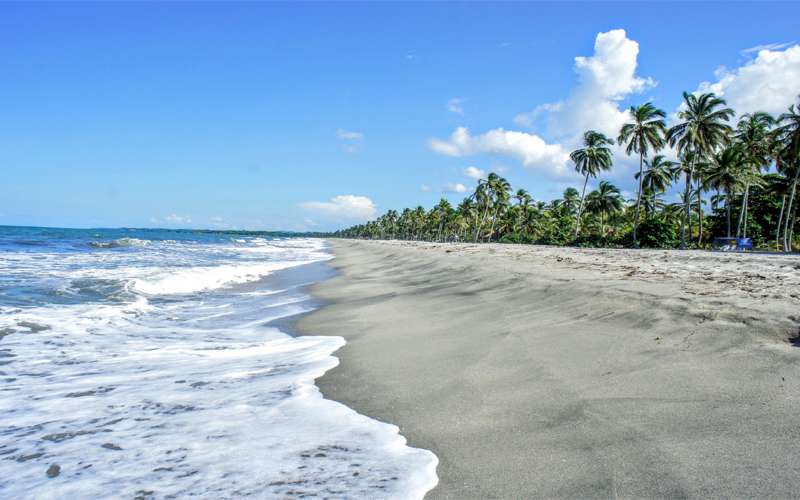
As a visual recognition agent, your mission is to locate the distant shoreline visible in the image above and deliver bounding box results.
[299,239,800,498]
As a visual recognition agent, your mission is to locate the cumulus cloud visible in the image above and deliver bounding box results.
[429,127,571,177]
[300,195,377,220]
[336,128,364,141]
[544,29,655,140]
[695,44,800,116]
[430,29,652,178]
[464,166,486,180]
[447,98,464,114]
[443,183,468,193]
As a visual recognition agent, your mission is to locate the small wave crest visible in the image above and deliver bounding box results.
[130,261,317,295]
[89,238,150,249]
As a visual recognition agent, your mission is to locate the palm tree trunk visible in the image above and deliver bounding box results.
[680,168,692,249]
[697,180,704,246]
[776,195,786,251]
[489,206,500,242]
[632,150,644,246]
[575,174,589,238]
[784,167,799,251]
[737,183,749,239]
[601,212,605,238]
[474,206,489,242]
[726,189,732,238]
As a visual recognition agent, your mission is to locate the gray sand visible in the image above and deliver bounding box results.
[297,240,800,499]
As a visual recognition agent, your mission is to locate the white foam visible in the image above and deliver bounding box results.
[0,237,439,499]
[130,261,312,295]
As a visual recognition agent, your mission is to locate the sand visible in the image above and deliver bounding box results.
[296,240,800,499]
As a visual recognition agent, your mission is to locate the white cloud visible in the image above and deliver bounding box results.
[150,214,193,226]
[545,29,655,140]
[447,98,464,114]
[300,195,377,220]
[429,127,571,177]
[695,44,800,116]
[430,29,653,179]
[420,184,431,192]
[741,42,795,55]
[513,102,562,128]
[336,128,364,141]
[463,166,486,180]
[443,183,468,193]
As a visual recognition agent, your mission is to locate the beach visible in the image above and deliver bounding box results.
[298,239,800,499]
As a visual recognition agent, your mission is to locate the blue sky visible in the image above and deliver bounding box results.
[2,2,799,231]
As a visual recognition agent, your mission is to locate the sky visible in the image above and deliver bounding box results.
[1,2,799,231]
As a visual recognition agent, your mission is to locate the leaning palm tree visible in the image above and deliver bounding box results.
[735,112,774,238]
[585,181,624,237]
[618,103,667,245]
[705,146,745,237]
[667,92,734,248]
[775,99,800,251]
[570,130,614,237]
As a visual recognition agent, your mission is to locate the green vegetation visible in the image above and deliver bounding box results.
[334,94,800,251]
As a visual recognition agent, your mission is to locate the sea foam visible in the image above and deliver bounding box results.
[0,235,438,499]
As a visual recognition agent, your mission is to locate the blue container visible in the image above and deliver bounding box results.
[737,237,753,250]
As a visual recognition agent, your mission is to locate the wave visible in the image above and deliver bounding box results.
[89,238,150,249]
[130,260,321,295]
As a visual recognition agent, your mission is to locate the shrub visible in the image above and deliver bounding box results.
[636,216,678,248]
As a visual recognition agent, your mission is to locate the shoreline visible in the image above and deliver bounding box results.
[298,239,800,498]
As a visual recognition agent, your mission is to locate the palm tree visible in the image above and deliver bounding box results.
[667,92,734,248]
[775,99,800,251]
[513,189,532,232]
[735,112,774,238]
[570,130,614,237]
[561,187,580,217]
[472,181,491,242]
[618,103,667,245]
[635,154,676,216]
[705,146,745,237]
[487,173,511,241]
[586,181,624,236]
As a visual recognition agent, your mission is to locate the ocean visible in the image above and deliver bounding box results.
[0,226,437,498]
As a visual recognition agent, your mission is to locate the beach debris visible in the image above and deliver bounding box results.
[46,464,61,478]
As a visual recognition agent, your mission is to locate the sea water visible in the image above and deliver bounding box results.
[0,226,438,498]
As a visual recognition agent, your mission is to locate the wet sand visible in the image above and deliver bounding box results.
[297,239,800,499]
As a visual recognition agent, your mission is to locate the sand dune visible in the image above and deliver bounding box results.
[298,240,800,499]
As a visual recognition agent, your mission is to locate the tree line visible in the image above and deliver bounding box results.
[333,93,800,251]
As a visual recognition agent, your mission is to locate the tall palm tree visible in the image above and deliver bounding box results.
[618,103,667,245]
[775,100,800,251]
[570,130,614,237]
[705,146,745,237]
[586,181,624,236]
[735,112,774,238]
[667,92,734,248]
